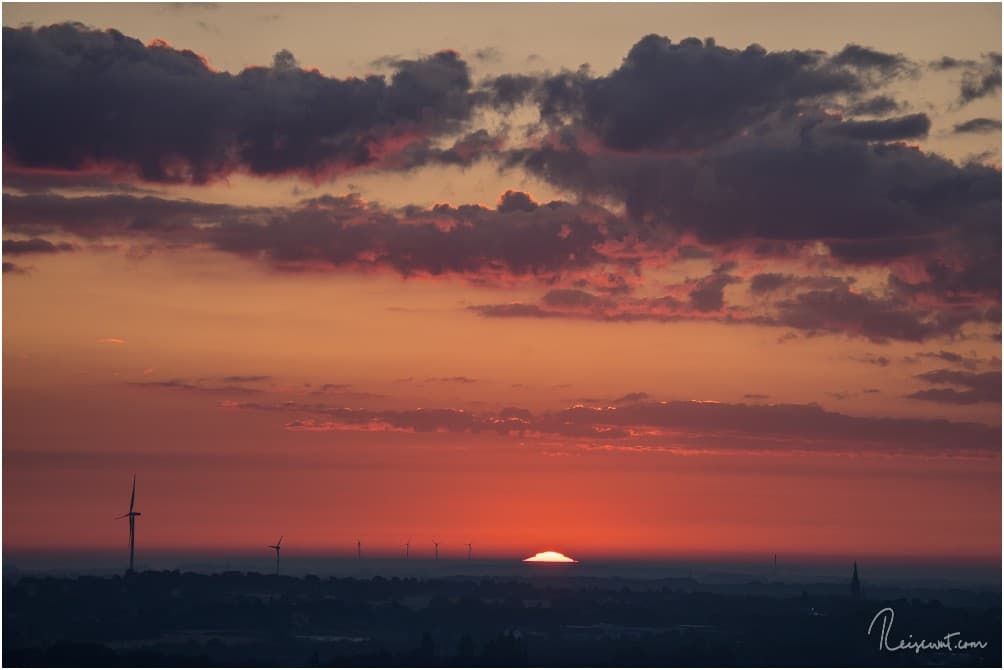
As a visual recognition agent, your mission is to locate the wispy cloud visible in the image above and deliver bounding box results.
[906,370,1002,405]
[223,397,1000,458]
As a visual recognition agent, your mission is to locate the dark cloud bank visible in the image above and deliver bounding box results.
[3,23,475,182]
[3,24,1001,344]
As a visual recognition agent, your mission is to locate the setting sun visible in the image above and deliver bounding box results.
[523,551,578,563]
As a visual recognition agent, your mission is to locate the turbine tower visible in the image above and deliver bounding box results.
[115,475,142,574]
[434,541,439,560]
[268,536,282,575]
[357,539,362,560]
[405,539,410,560]
[466,543,472,560]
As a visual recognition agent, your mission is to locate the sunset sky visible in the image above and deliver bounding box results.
[2,3,1001,564]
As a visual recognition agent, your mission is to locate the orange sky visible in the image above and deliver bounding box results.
[2,3,1001,564]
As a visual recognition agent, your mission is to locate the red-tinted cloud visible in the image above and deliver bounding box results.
[224,397,1000,457]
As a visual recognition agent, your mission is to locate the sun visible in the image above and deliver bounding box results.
[523,550,578,563]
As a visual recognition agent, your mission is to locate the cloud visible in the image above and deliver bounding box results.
[470,265,748,325]
[906,369,1002,405]
[378,130,505,171]
[905,350,1001,371]
[3,237,76,255]
[919,351,969,366]
[521,36,915,153]
[889,256,1001,305]
[470,303,555,319]
[824,113,930,141]
[848,353,890,367]
[828,388,882,400]
[473,47,502,62]
[226,397,999,457]
[9,186,995,342]
[3,262,29,274]
[236,402,489,434]
[212,193,624,280]
[479,73,538,110]
[496,189,539,213]
[483,39,997,315]
[688,264,742,312]
[3,23,475,182]
[932,52,1002,104]
[571,391,651,405]
[518,122,999,261]
[843,95,904,116]
[2,191,627,282]
[958,53,1002,104]
[471,281,997,343]
[767,286,994,343]
[317,383,352,391]
[306,383,381,400]
[2,192,258,239]
[613,391,649,404]
[514,116,1000,327]
[3,29,999,344]
[1,170,159,194]
[131,378,263,395]
[953,118,1001,134]
[96,338,126,344]
[749,273,852,295]
[830,44,915,78]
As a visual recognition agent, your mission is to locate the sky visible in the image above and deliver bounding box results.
[2,3,1001,566]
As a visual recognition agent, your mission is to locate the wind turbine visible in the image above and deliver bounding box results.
[115,475,141,574]
[268,536,282,575]
[466,543,472,561]
[357,539,362,560]
[433,541,439,560]
[405,539,410,560]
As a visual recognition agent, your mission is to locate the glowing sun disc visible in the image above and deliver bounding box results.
[523,550,578,563]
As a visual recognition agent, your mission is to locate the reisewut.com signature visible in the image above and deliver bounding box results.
[867,607,989,654]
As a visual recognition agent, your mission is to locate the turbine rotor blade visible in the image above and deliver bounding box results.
[129,475,136,513]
